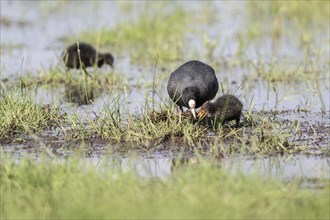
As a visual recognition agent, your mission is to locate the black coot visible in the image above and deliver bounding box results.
[62,42,114,71]
[167,60,219,118]
[198,94,243,126]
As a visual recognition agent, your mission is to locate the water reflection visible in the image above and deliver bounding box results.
[2,142,329,186]
[87,153,330,180]
[64,82,100,105]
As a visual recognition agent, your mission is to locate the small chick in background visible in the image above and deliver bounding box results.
[62,42,114,74]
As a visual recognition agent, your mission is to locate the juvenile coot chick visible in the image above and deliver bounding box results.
[167,60,219,119]
[198,94,243,126]
[62,42,114,70]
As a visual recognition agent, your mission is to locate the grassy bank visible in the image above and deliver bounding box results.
[0,156,329,219]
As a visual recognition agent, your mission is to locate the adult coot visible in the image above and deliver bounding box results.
[167,60,219,119]
[62,42,114,71]
[198,94,243,126]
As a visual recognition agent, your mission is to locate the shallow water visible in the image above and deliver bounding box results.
[1,1,329,112]
[1,1,329,182]
[2,109,329,181]
[79,154,330,182]
[2,142,329,184]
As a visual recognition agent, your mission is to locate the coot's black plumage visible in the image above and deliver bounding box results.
[198,94,243,126]
[62,42,114,70]
[167,60,219,118]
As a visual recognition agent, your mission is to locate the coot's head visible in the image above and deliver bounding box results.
[182,87,200,119]
[103,53,114,67]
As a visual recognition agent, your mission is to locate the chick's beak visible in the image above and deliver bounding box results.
[197,109,207,118]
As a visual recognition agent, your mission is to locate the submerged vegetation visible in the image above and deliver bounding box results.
[1,156,329,219]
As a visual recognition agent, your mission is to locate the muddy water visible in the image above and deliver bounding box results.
[1,1,329,181]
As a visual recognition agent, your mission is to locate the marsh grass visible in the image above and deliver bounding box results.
[5,66,131,106]
[0,80,318,155]
[32,66,127,90]
[212,54,328,84]
[36,1,328,87]
[230,116,290,154]
[1,155,329,219]
[248,1,329,30]
[65,95,125,141]
[0,86,63,139]
[245,1,329,44]
[248,53,329,83]
[64,95,208,148]
[125,99,207,147]
[62,91,303,155]
[230,1,329,83]
[65,7,189,66]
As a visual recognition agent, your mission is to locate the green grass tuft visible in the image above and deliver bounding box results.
[0,86,63,139]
